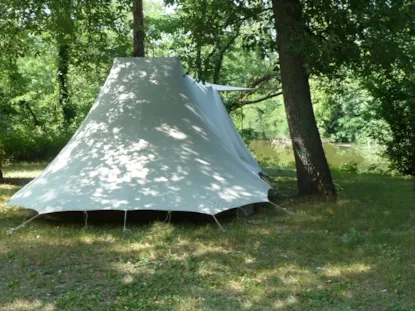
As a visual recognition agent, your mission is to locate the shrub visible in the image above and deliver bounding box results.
[340,161,358,173]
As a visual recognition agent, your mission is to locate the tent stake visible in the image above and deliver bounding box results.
[8,214,41,235]
[83,211,88,230]
[23,208,29,222]
[162,211,172,224]
[269,202,295,215]
[212,215,226,232]
[237,206,248,218]
[122,210,130,236]
[274,189,294,203]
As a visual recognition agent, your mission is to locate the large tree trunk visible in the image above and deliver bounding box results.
[132,0,145,57]
[272,0,337,197]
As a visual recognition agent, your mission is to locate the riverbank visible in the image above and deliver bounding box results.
[1,164,414,310]
[250,139,389,173]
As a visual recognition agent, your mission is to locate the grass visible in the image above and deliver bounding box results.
[0,164,414,311]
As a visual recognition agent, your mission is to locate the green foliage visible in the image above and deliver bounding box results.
[164,0,267,82]
[364,71,415,175]
[0,40,95,161]
[2,128,71,162]
[230,97,289,140]
[340,161,359,174]
[238,128,260,146]
[0,0,136,162]
[0,0,413,177]
[357,8,415,176]
[256,155,280,168]
[312,68,414,175]
[312,77,375,144]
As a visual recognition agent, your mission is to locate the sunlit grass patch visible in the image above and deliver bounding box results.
[2,162,46,176]
[0,299,56,311]
[322,263,372,277]
[0,184,20,191]
[0,164,414,310]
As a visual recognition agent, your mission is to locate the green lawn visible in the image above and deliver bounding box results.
[0,164,414,311]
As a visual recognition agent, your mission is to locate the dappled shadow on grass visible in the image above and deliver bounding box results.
[1,171,414,310]
[2,196,415,311]
[296,173,415,233]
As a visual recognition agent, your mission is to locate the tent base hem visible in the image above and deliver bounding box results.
[6,201,275,235]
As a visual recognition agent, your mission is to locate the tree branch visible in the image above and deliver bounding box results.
[249,72,280,88]
[225,8,272,28]
[23,101,40,126]
[240,91,283,105]
[227,91,283,112]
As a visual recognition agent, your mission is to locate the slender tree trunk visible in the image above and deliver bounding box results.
[196,46,203,80]
[272,0,337,197]
[195,0,207,81]
[57,43,74,123]
[212,34,238,84]
[212,52,223,84]
[0,149,4,181]
[132,0,145,57]
[51,0,74,124]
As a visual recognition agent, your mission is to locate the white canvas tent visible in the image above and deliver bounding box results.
[8,57,272,225]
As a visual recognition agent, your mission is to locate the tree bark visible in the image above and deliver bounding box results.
[57,43,75,123]
[272,0,337,197]
[212,48,223,84]
[195,0,207,81]
[132,0,145,57]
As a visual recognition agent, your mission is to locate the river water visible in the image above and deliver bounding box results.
[250,140,386,171]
